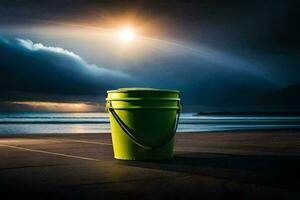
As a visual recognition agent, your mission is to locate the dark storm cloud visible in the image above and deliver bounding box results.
[0,35,298,111]
[0,37,133,102]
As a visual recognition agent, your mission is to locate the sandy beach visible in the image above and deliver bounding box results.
[0,130,300,199]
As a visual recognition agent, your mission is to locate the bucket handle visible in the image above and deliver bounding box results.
[107,101,181,150]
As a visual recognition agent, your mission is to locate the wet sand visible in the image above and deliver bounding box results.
[0,130,300,199]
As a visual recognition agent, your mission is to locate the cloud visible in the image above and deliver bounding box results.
[0,37,134,104]
[17,39,83,60]
[0,36,298,112]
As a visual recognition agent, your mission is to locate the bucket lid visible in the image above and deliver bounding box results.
[107,88,180,101]
[107,88,179,93]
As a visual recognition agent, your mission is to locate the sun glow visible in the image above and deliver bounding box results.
[117,27,137,43]
[11,101,101,112]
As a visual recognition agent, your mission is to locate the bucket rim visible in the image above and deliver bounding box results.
[106,97,180,101]
[107,88,179,93]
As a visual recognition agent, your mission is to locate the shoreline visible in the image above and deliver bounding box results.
[1,128,300,137]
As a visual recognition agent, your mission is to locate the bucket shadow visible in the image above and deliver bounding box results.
[118,152,300,190]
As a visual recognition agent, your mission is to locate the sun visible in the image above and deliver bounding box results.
[118,27,137,43]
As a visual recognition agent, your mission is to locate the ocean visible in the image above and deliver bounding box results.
[1,112,300,135]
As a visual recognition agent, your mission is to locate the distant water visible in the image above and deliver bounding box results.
[1,112,300,134]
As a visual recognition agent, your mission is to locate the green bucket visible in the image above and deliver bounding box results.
[106,88,181,160]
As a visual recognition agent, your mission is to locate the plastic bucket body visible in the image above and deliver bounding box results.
[106,88,181,160]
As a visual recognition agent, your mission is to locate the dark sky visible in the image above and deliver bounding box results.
[0,0,299,112]
[1,0,299,50]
